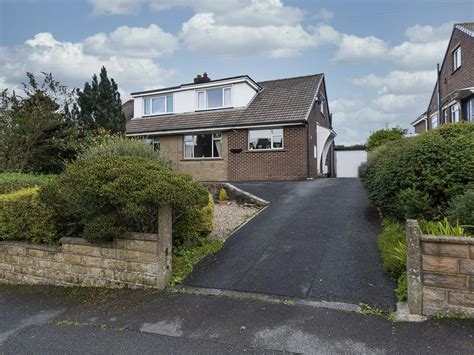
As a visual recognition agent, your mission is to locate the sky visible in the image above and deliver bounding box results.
[1,0,473,145]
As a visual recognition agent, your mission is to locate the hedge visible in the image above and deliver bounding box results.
[0,188,57,244]
[81,137,171,168]
[0,173,56,194]
[447,189,474,235]
[39,156,210,245]
[361,123,474,220]
[377,218,406,279]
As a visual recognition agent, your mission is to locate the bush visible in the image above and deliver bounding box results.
[447,189,474,235]
[377,218,406,279]
[218,187,228,201]
[366,127,406,152]
[362,123,474,220]
[396,272,407,302]
[0,173,56,194]
[0,188,57,244]
[420,218,468,237]
[81,136,171,168]
[40,156,209,245]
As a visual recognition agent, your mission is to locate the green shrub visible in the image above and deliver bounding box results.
[362,123,474,220]
[447,189,474,235]
[40,156,209,245]
[0,173,56,194]
[420,218,468,237]
[377,218,406,278]
[0,188,57,244]
[366,127,406,152]
[81,136,171,168]
[218,187,228,201]
[396,272,407,302]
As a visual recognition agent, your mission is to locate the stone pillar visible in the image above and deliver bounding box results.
[157,204,172,289]
[406,219,423,315]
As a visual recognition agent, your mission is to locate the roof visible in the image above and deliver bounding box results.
[126,74,324,135]
[455,22,474,36]
[130,75,261,96]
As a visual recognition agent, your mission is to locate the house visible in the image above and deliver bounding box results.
[411,23,474,133]
[125,73,336,181]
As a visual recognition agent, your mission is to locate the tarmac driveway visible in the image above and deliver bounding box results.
[184,178,396,309]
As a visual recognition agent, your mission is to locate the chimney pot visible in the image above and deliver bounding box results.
[194,72,211,84]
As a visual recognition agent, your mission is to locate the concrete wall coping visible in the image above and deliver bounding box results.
[59,237,113,248]
[421,235,474,244]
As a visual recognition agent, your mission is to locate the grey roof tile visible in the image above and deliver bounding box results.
[126,74,323,134]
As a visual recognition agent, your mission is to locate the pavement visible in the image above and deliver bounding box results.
[1,285,473,354]
[185,178,396,309]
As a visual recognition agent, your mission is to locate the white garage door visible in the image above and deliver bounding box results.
[335,150,367,177]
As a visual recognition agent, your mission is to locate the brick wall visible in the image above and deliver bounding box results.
[0,206,172,289]
[160,134,228,181]
[406,220,474,318]
[228,125,308,181]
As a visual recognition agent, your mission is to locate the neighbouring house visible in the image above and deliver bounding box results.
[125,73,336,181]
[411,23,474,133]
[122,99,134,122]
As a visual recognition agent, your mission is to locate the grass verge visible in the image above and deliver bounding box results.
[168,238,223,287]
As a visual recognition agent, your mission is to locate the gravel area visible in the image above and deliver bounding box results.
[209,202,259,241]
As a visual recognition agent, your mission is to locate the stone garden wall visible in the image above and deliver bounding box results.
[406,220,474,318]
[0,206,172,289]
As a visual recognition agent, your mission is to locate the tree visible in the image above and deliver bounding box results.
[0,73,79,173]
[366,127,407,152]
[76,66,125,134]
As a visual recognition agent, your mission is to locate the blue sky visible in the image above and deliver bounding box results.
[1,0,473,144]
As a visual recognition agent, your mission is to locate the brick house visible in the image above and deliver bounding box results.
[126,73,336,181]
[411,23,474,133]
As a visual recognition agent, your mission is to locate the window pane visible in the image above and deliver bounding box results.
[272,128,283,136]
[273,135,283,148]
[198,91,205,109]
[152,97,165,113]
[144,98,151,115]
[207,88,222,108]
[194,134,212,158]
[249,130,272,149]
[184,135,194,158]
[224,88,231,106]
[166,95,173,112]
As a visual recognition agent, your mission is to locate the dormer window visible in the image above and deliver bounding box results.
[197,87,232,110]
[453,46,461,71]
[144,95,173,115]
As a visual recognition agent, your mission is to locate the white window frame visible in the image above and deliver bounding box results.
[430,113,438,129]
[248,128,284,151]
[183,133,222,159]
[143,94,173,116]
[467,96,474,122]
[453,46,461,71]
[451,103,460,123]
[196,87,232,110]
[320,96,325,115]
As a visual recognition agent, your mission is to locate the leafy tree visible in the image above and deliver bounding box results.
[76,66,125,134]
[0,73,79,173]
[366,127,407,152]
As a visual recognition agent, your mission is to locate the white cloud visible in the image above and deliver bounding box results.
[87,0,143,15]
[83,25,179,58]
[180,13,316,58]
[332,34,388,63]
[151,0,303,26]
[0,32,176,98]
[404,22,454,43]
[388,40,448,70]
[353,70,436,95]
[313,8,334,22]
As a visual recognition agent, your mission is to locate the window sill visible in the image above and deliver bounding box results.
[246,149,286,153]
[181,158,224,161]
[195,106,234,112]
[452,66,461,74]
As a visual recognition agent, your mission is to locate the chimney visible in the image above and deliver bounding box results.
[194,72,211,84]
